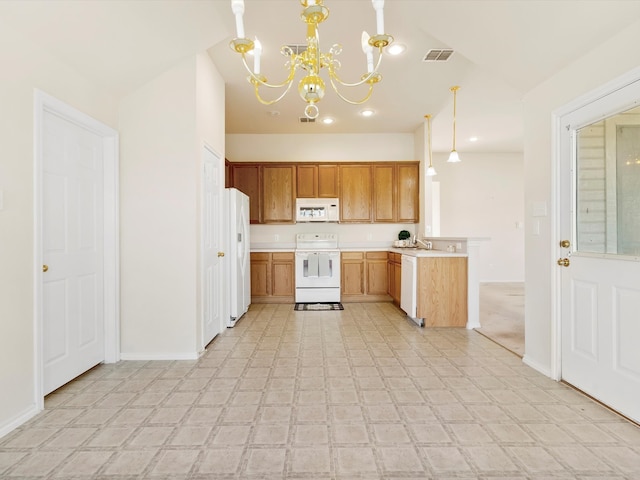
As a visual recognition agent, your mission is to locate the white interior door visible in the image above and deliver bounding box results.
[559,79,640,423]
[42,110,105,395]
[202,146,223,347]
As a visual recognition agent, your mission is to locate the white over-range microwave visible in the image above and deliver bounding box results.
[296,198,340,223]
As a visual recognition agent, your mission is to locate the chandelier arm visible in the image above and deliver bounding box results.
[328,47,384,88]
[253,76,298,105]
[327,76,375,105]
[240,54,298,89]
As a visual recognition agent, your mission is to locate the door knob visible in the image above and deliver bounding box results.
[42,264,48,272]
[557,258,570,267]
[560,240,570,248]
[218,252,225,257]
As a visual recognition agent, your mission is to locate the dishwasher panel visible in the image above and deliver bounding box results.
[400,255,423,327]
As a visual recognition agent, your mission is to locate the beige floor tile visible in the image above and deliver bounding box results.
[129,426,173,446]
[252,424,289,444]
[290,447,331,473]
[44,427,96,448]
[6,451,70,477]
[293,424,329,444]
[198,448,243,474]
[244,447,286,474]
[332,424,371,444]
[103,448,158,475]
[336,447,378,473]
[53,450,113,477]
[170,425,212,445]
[371,423,411,444]
[423,446,472,472]
[464,445,519,472]
[150,448,199,475]
[211,425,251,445]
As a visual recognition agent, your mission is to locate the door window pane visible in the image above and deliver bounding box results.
[576,105,640,255]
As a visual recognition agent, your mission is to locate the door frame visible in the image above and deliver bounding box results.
[33,90,120,409]
[551,66,640,381]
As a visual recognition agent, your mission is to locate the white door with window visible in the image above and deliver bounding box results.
[201,146,224,347]
[558,75,640,423]
[42,110,105,395]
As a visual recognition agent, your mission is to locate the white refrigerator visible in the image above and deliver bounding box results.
[225,188,251,327]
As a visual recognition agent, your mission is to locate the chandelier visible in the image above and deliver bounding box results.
[229,0,394,119]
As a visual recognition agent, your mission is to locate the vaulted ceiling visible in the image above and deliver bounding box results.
[2,0,639,152]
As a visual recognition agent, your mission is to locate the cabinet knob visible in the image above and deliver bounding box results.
[218,252,225,257]
[42,264,49,273]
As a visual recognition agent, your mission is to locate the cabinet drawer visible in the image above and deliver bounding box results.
[366,251,388,260]
[272,252,294,261]
[251,252,270,261]
[342,251,364,260]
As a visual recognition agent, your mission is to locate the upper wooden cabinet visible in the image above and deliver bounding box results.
[262,165,296,223]
[297,164,339,198]
[340,164,372,223]
[230,161,417,224]
[373,164,395,223]
[373,163,419,223]
[231,164,261,224]
[397,163,419,223]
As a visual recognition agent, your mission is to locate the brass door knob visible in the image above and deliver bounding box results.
[560,240,570,248]
[217,252,225,257]
[42,264,49,272]
[557,258,570,267]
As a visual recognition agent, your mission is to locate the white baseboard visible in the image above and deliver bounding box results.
[523,354,554,378]
[0,404,41,439]
[119,352,199,361]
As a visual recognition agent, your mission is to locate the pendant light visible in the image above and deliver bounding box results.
[425,114,437,176]
[448,85,461,163]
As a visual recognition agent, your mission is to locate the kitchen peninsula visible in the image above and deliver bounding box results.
[251,236,484,330]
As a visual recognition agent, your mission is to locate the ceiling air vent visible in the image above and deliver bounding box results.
[284,44,308,56]
[299,117,316,123]
[423,49,454,62]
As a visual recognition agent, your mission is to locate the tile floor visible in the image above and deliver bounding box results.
[2,302,640,479]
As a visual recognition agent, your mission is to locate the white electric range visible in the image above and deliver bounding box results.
[294,233,341,303]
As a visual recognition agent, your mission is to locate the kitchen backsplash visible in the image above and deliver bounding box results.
[250,223,419,248]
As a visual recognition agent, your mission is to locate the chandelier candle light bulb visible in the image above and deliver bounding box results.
[372,0,385,35]
[361,31,374,73]
[231,0,245,39]
[253,37,262,74]
[229,0,393,119]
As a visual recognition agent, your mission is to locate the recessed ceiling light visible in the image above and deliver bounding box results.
[469,136,479,142]
[387,43,406,56]
[360,108,375,117]
[321,117,335,125]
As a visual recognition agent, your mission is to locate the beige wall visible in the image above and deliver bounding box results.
[523,19,640,374]
[435,152,525,282]
[119,53,225,359]
[0,33,118,435]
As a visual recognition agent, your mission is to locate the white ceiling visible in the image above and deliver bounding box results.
[2,0,639,152]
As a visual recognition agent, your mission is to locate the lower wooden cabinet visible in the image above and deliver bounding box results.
[417,257,467,327]
[341,251,390,302]
[250,252,295,303]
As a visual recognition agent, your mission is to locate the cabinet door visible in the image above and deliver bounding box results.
[232,164,261,224]
[341,252,365,296]
[263,165,296,223]
[296,165,317,198]
[250,253,270,297]
[418,257,467,327]
[373,164,395,222]
[397,163,419,223]
[318,165,339,198]
[340,165,372,222]
[271,253,295,296]
[393,261,402,304]
[366,253,389,295]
